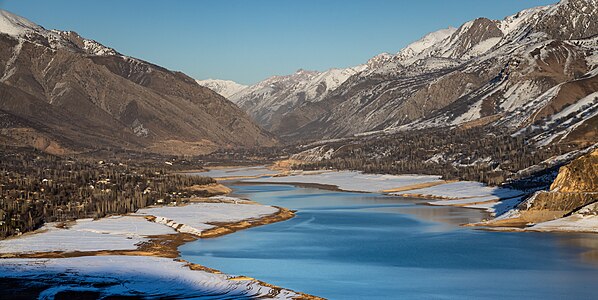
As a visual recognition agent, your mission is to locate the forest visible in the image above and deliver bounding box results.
[0,146,215,238]
[293,125,579,189]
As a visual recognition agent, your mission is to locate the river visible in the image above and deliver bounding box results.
[180,182,598,299]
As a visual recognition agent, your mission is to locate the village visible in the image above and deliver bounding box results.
[0,146,216,238]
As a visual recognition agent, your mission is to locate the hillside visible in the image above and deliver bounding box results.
[487,148,598,228]
[201,0,597,147]
[0,10,275,156]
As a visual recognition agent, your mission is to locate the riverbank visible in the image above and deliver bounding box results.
[0,196,318,299]
[179,180,598,300]
[233,167,598,234]
[245,170,523,216]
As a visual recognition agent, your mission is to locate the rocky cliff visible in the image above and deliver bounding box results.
[491,148,598,226]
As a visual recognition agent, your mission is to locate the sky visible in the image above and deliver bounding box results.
[0,0,557,85]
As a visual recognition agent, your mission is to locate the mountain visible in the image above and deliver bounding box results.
[199,66,367,133]
[0,10,275,155]
[289,0,598,142]
[202,0,597,146]
[195,79,247,98]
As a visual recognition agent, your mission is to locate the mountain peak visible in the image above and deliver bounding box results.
[396,27,457,62]
[0,10,275,154]
[366,52,394,69]
[0,9,41,37]
[196,79,248,98]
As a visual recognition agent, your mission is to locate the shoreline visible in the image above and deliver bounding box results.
[0,195,320,299]
[1,166,595,298]
[237,167,596,234]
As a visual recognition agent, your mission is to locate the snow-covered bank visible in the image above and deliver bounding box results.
[247,170,523,215]
[520,202,598,233]
[1,197,284,254]
[0,196,309,299]
[193,166,280,179]
[0,256,300,299]
[0,216,174,254]
[135,201,280,237]
[391,181,525,215]
[247,170,442,193]
[529,215,598,233]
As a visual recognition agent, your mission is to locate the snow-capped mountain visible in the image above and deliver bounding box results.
[199,65,367,132]
[0,10,120,57]
[0,9,275,155]
[395,27,457,63]
[239,0,597,146]
[195,79,248,98]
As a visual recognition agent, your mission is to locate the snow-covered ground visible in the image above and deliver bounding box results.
[392,181,524,215]
[530,215,598,233]
[0,198,281,253]
[135,202,279,236]
[0,256,299,299]
[247,171,524,215]
[0,216,174,254]
[247,170,442,193]
[0,197,301,299]
[529,202,598,233]
[394,181,523,199]
[193,166,279,179]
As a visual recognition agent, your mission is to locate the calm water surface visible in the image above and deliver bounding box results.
[180,183,598,299]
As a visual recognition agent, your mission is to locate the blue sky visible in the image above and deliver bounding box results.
[0,0,556,84]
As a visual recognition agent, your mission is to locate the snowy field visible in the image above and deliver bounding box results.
[392,181,524,215]
[191,166,279,179]
[0,256,299,299]
[135,201,279,236]
[0,216,174,254]
[393,181,523,199]
[247,170,442,193]
[0,197,299,299]
[1,198,281,253]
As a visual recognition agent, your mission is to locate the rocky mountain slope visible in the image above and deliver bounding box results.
[202,0,597,146]
[0,10,275,155]
[200,66,368,132]
[488,148,598,228]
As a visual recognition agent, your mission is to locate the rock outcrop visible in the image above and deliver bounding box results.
[491,148,598,226]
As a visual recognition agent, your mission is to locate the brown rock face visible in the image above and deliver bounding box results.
[0,22,275,155]
[533,0,598,40]
[550,150,598,193]
[515,150,598,223]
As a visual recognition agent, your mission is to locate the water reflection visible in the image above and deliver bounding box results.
[553,234,598,266]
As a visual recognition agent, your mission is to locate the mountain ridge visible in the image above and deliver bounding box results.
[199,0,597,146]
[0,9,276,155]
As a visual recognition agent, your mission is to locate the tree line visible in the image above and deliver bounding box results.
[0,146,214,238]
[293,126,578,187]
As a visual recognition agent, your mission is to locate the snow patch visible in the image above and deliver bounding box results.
[0,216,174,254]
[0,256,299,299]
[247,171,442,193]
[135,200,279,236]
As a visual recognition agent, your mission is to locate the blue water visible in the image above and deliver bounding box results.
[180,184,598,299]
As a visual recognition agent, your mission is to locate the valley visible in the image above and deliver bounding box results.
[0,0,597,299]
